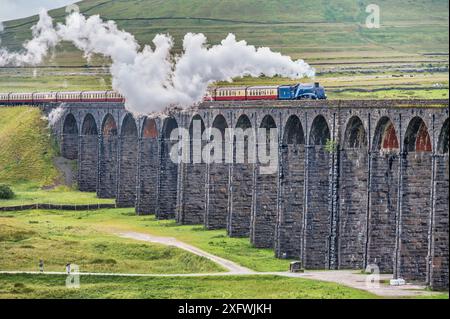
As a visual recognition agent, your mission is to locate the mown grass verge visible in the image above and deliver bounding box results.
[0,273,378,299]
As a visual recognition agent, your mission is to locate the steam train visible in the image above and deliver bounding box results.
[206,82,327,101]
[0,83,326,104]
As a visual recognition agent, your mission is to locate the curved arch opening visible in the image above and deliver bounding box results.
[82,114,98,135]
[162,117,178,139]
[102,114,117,136]
[404,117,431,152]
[437,118,449,154]
[212,114,228,134]
[373,117,399,151]
[236,114,252,129]
[142,118,158,138]
[63,113,78,135]
[344,116,367,149]
[121,114,138,136]
[309,115,330,145]
[283,115,305,145]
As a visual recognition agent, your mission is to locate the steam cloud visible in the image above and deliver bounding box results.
[0,10,315,114]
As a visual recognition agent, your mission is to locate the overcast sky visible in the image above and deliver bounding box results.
[0,0,78,22]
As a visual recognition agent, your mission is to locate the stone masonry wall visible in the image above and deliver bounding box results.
[97,135,118,198]
[275,144,305,259]
[61,134,78,160]
[251,161,278,248]
[205,162,229,229]
[136,137,159,215]
[78,135,98,192]
[338,149,368,269]
[178,162,206,224]
[157,139,178,219]
[431,154,449,289]
[304,146,331,269]
[228,162,254,237]
[367,153,398,273]
[399,152,432,282]
[116,136,138,207]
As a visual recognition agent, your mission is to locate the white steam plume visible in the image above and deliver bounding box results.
[0,10,315,114]
[0,10,58,66]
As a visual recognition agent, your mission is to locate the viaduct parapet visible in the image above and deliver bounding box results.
[50,99,449,289]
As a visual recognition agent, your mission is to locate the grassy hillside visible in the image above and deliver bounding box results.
[0,0,448,97]
[0,107,58,186]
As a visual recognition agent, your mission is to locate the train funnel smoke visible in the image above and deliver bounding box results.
[0,10,315,114]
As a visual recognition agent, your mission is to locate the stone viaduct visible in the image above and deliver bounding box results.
[51,99,449,290]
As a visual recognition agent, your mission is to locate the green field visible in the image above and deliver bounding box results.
[0,208,293,272]
[0,0,448,98]
[0,209,224,274]
[0,274,378,299]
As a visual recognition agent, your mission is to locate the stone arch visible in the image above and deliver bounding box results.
[309,115,330,145]
[158,117,179,219]
[339,115,368,269]
[343,116,367,149]
[61,113,78,160]
[276,114,305,259]
[373,116,399,151]
[81,113,98,135]
[205,114,229,230]
[179,114,207,224]
[102,114,117,136]
[98,113,118,198]
[251,114,278,248]
[437,118,449,154]
[117,113,138,207]
[121,114,138,137]
[211,114,228,159]
[78,113,99,191]
[283,115,305,145]
[188,114,206,163]
[142,118,158,138]
[162,117,178,139]
[398,116,433,282]
[367,116,399,272]
[404,116,432,152]
[304,114,331,269]
[228,113,254,237]
[136,117,159,215]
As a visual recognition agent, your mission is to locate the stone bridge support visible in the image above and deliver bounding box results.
[177,114,207,224]
[157,117,179,219]
[78,114,99,192]
[204,113,230,230]
[98,113,118,198]
[136,117,159,215]
[116,113,138,207]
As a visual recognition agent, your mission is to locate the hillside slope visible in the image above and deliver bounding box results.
[1,0,448,60]
[0,107,59,186]
[0,0,448,98]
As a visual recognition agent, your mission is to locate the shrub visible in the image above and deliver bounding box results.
[0,184,15,199]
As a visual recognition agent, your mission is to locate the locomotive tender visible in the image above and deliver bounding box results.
[0,82,326,104]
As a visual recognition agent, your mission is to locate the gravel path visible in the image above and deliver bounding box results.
[117,231,254,274]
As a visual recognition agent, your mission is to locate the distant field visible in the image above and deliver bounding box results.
[0,0,448,98]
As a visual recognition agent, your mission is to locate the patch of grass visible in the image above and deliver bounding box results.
[0,182,115,207]
[0,211,224,274]
[1,208,294,272]
[0,273,378,299]
[0,107,59,186]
